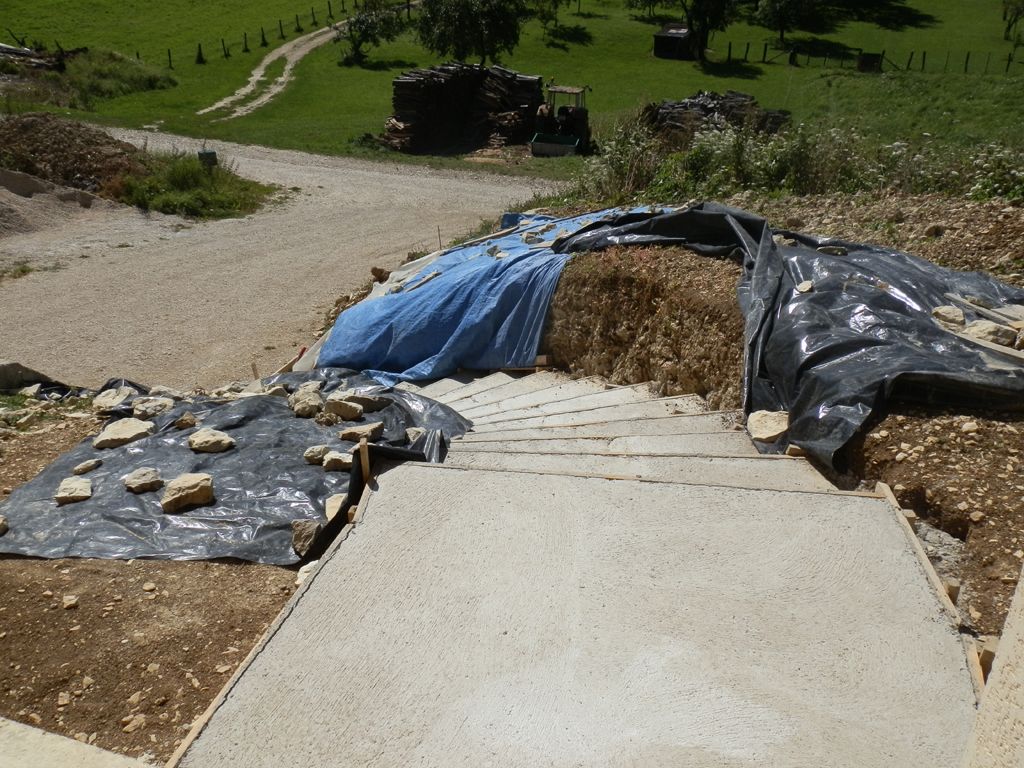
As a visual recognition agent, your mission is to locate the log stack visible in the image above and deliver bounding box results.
[382,63,543,153]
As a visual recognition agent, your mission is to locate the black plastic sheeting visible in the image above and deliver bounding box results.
[0,369,469,564]
[556,202,1024,469]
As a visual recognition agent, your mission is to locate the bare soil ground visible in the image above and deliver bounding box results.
[0,405,295,763]
[542,191,1024,637]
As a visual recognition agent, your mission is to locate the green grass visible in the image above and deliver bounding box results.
[117,152,275,218]
[3,0,1021,177]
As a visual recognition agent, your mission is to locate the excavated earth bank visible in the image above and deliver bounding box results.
[542,192,1024,637]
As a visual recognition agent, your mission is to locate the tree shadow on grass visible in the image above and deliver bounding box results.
[788,0,937,35]
[574,11,610,20]
[698,60,763,80]
[785,36,859,58]
[346,58,419,71]
[550,24,593,46]
[630,12,682,27]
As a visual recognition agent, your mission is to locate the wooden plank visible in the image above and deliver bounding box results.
[359,437,371,483]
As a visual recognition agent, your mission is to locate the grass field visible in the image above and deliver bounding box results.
[3,0,1021,176]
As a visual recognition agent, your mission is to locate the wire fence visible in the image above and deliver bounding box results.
[709,37,1022,76]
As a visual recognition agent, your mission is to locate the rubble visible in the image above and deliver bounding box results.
[322,451,353,472]
[323,392,364,420]
[161,473,214,513]
[188,428,236,453]
[92,418,155,449]
[92,386,138,413]
[123,467,163,493]
[932,305,966,326]
[72,458,102,475]
[288,383,323,418]
[339,422,384,442]
[174,412,198,430]
[962,319,1017,347]
[303,445,331,465]
[747,411,789,442]
[291,520,322,557]
[55,476,92,505]
[132,396,175,419]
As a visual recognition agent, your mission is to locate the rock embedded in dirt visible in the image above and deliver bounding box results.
[303,445,331,465]
[962,319,1017,347]
[291,519,322,557]
[174,412,198,430]
[121,714,145,733]
[323,392,364,420]
[932,305,966,326]
[188,428,236,453]
[92,418,155,449]
[92,386,138,413]
[323,451,353,472]
[161,473,214,513]
[72,458,102,475]
[132,396,175,420]
[324,494,346,521]
[55,476,92,505]
[747,411,789,442]
[339,422,384,442]
[62,594,79,609]
[123,467,163,493]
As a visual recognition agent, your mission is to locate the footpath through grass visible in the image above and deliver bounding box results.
[3,0,1021,178]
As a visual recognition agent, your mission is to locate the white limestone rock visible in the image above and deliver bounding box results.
[747,410,789,443]
[92,418,155,449]
[161,473,214,513]
[55,477,92,505]
[188,428,236,453]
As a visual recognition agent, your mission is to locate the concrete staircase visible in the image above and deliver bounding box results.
[178,371,979,768]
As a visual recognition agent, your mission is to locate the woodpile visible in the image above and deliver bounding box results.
[644,91,790,146]
[381,63,543,153]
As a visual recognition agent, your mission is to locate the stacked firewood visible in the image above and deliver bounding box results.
[382,63,543,153]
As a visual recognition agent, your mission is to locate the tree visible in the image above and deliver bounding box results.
[533,0,573,34]
[345,0,406,65]
[673,0,737,60]
[417,0,529,65]
[754,0,806,45]
[1006,0,1024,41]
[625,0,662,18]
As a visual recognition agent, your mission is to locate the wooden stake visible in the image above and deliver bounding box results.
[359,437,371,483]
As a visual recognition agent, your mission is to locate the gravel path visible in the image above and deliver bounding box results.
[0,131,551,390]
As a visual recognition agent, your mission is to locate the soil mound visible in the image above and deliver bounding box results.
[0,113,142,193]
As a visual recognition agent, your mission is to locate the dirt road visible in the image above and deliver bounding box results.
[0,131,551,390]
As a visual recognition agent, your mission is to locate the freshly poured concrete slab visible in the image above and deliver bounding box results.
[442,370,568,409]
[404,372,479,400]
[469,395,708,432]
[449,431,760,457]
[442,450,835,492]
[0,717,145,768]
[457,376,614,419]
[179,465,976,768]
[431,371,524,405]
[455,411,740,442]
[468,383,660,424]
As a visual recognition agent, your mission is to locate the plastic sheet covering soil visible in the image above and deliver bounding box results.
[555,202,1024,469]
[0,369,469,564]
[316,207,669,385]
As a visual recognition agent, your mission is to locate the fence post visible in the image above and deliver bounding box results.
[221,38,230,58]
[921,51,926,71]
[167,48,173,69]
[1008,51,1014,74]
[964,51,970,73]
[196,42,206,65]
[743,42,750,62]
[279,19,285,39]
[295,14,303,33]
[943,50,950,72]
[727,41,732,62]
[260,26,268,47]
[243,31,250,53]
[984,51,991,74]
[311,7,318,25]
[905,51,913,70]
[762,42,768,63]
[328,1,334,19]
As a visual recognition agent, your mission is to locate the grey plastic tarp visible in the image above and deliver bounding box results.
[0,369,469,564]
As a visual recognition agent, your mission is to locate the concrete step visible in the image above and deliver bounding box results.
[442,450,834,493]
[430,371,525,406]
[469,395,708,432]
[0,717,145,768]
[456,376,615,419]
[455,411,740,442]
[178,463,975,768]
[395,372,478,400]
[470,384,665,426]
[448,431,760,457]
[443,370,572,410]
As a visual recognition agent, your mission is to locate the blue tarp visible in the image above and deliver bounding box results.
[318,208,653,385]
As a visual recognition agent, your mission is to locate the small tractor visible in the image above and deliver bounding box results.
[530,84,593,157]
